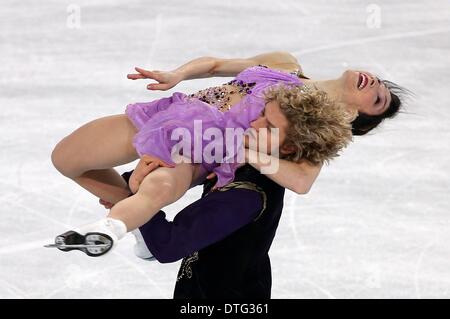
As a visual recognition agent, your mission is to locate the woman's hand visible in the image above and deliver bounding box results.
[127,67,183,91]
[129,154,175,194]
[206,160,247,191]
[205,171,218,191]
[99,198,114,209]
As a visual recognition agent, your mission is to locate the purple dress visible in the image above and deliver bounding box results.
[125,66,303,187]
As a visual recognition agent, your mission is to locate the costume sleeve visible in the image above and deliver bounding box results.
[138,187,263,263]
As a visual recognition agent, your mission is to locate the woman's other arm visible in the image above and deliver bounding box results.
[245,148,322,194]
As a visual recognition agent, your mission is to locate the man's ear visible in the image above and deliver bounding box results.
[280,143,296,155]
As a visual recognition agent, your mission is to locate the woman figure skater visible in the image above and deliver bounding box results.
[49,52,404,256]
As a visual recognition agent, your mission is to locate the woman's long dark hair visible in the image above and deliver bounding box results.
[351,80,408,136]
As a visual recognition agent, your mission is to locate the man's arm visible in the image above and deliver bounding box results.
[138,187,263,263]
[121,171,264,263]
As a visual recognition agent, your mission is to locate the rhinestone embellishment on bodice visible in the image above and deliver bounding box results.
[187,64,305,112]
[188,79,256,112]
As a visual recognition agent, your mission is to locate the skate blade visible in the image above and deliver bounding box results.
[44,243,110,249]
[46,231,113,257]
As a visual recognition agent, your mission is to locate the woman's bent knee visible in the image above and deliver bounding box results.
[51,139,83,178]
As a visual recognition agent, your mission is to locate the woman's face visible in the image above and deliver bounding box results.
[340,70,392,115]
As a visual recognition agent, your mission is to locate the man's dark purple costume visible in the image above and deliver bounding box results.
[122,164,285,298]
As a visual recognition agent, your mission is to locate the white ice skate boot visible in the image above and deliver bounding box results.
[131,229,156,261]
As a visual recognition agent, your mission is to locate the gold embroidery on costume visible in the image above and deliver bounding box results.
[216,181,267,221]
[177,251,199,282]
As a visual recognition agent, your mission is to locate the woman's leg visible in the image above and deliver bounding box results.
[107,159,198,231]
[51,114,140,204]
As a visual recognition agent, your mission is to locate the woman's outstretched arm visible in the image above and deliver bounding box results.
[127,51,300,90]
[176,51,300,78]
[245,148,322,194]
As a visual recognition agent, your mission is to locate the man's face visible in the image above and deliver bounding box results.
[244,100,290,155]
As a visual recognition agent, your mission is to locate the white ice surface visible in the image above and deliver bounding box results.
[0,0,449,298]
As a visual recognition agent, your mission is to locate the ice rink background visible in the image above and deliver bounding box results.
[1,0,449,298]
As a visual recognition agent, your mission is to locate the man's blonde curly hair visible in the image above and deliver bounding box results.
[264,84,354,165]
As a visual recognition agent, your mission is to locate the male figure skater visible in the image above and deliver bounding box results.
[121,159,286,299]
